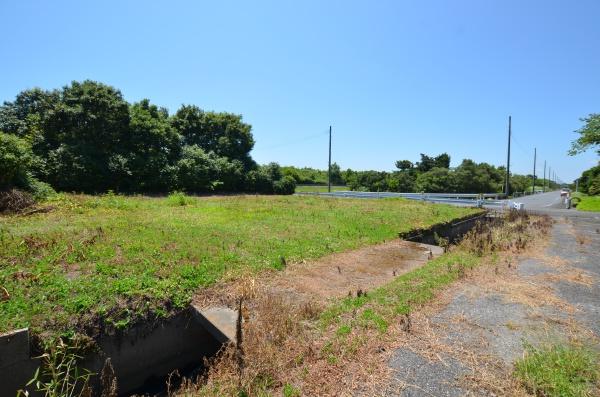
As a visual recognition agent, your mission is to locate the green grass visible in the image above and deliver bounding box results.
[295,185,348,193]
[0,193,478,339]
[514,343,599,397]
[320,251,478,330]
[573,193,600,212]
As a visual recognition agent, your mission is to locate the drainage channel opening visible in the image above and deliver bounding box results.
[1,306,235,397]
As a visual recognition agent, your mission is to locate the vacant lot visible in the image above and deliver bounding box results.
[0,193,478,339]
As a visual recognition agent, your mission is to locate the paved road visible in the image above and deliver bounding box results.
[508,191,600,219]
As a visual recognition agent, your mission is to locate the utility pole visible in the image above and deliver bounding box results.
[549,166,552,190]
[543,160,546,192]
[328,125,332,193]
[532,147,537,194]
[505,116,512,197]
[575,179,579,193]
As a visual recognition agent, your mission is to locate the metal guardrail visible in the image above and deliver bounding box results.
[296,191,508,208]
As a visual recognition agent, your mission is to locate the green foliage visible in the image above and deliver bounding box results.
[167,191,194,206]
[0,132,33,189]
[514,343,599,397]
[20,336,94,397]
[273,175,297,195]
[588,176,600,196]
[569,113,600,156]
[172,105,255,167]
[415,167,456,193]
[0,81,294,195]
[282,383,301,397]
[577,165,600,195]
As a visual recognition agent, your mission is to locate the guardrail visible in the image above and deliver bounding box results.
[296,191,509,208]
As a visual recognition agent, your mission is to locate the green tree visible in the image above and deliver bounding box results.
[172,105,255,167]
[125,99,181,192]
[434,153,451,169]
[454,159,503,193]
[395,160,413,171]
[415,167,456,193]
[43,80,131,192]
[569,114,600,155]
[329,162,344,185]
[0,132,33,189]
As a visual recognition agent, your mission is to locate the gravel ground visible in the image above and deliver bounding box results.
[386,215,600,396]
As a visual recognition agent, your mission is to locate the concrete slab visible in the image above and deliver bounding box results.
[192,305,237,344]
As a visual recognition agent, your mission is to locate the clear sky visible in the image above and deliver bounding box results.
[1,1,599,182]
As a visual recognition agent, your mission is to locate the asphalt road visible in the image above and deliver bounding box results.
[508,191,600,219]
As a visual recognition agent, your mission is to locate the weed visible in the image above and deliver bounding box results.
[282,383,301,397]
[166,191,193,206]
[514,342,599,397]
[19,336,94,397]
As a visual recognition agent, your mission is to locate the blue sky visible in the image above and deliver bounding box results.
[1,1,599,182]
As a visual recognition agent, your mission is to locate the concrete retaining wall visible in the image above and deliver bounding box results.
[398,212,488,245]
[0,308,222,397]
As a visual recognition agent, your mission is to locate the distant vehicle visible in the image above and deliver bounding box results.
[560,188,571,197]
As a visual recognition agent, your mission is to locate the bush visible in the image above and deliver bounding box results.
[167,191,194,206]
[588,175,600,196]
[273,175,296,195]
[27,179,56,201]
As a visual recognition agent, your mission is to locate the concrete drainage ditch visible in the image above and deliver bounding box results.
[0,306,236,397]
[0,212,488,397]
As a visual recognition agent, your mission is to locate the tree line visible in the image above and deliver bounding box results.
[0,80,296,197]
[284,152,557,194]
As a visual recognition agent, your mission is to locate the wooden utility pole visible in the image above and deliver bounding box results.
[328,125,332,193]
[548,166,551,190]
[532,148,537,194]
[505,116,512,196]
[543,160,546,192]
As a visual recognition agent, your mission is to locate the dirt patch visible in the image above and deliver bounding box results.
[268,240,442,302]
[194,239,442,308]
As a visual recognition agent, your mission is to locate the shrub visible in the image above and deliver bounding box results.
[273,175,296,195]
[588,175,600,196]
[167,191,193,206]
[27,179,56,201]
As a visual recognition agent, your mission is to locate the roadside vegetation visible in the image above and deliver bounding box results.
[572,193,600,212]
[181,210,552,396]
[0,193,477,340]
[514,343,599,397]
[284,153,558,194]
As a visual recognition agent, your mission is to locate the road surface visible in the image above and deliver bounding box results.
[508,191,600,219]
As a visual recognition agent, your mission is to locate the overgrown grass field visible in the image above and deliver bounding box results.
[0,193,478,338]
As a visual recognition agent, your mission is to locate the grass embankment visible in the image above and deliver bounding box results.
[0,193,477,339]
[294,185,347,193]
[573,193,600,212]
[515,343,599,397]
